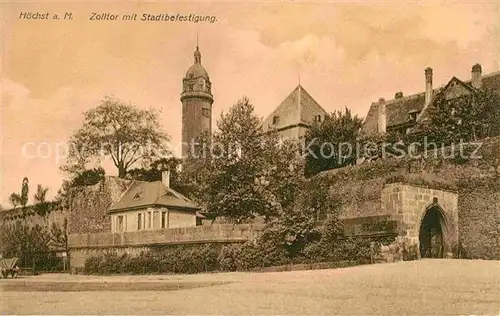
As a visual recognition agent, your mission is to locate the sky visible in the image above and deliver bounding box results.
[1,1,499,207]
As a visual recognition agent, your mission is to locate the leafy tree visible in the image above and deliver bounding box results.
[192,97,268,222]
[9,193,21,208]
[33,185,49,204]
[50,218,69,255]
[55,167,106,202]
[8,177,29,209]
[63,96,170,178]
[258,135,305,219]
[421,88,500,145]
[187,97,304,223]
[0,221,51,267]
[71,167,106,187]
[304,108,363,177]
[127,157,184,192]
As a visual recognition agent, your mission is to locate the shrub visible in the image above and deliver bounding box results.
[84,255,103,274]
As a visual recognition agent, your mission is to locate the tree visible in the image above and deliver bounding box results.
[9,193,21,208]
[304,108,363,177]
[55,167,106,202]
[63,96,170,178]
[187,97,305,223]
[33,185,49,204]
[191,97,269,222]
[20,177,29,208]
[259,134,305,219]
[8,177,29,209]
[127,157,184,191]
[71,167,106,187]
[50,218,69,269]
[421,88,500,145]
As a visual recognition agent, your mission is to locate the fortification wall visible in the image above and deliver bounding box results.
[312,136,500,259]
[68,224,266,271]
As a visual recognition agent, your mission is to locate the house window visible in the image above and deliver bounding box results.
[117,215,124,232]
[137,213,142,230]
[202,108,210,117]
[147,212,152,229]
[161,211,167,228]
[272,116,280,125]
[314,115,322,122]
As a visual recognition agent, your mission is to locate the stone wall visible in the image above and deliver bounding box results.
[68,223,266,271]
[457,177,500,259]
[66,177,131,234]
[312,136,500,259]
[381,183,459,257]
[0,205,67,230]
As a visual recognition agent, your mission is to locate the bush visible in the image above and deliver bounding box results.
[84,245,222,275]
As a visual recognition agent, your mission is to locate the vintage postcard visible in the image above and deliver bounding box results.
[1,1,500,315]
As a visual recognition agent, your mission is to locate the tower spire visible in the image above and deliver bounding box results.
[194,35,201,64]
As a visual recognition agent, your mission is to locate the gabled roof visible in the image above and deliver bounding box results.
[262,85,328,133]
[360,90,440,135]
[108,180,199,213]
[360,70,500,136]
[408,77,477,133]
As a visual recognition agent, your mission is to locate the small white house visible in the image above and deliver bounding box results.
[108,171,204,233]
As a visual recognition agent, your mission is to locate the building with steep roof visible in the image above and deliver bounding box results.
[262,84,328,139]
[108,172,203,233]
[361,64,500,136]
[181,45,214,158]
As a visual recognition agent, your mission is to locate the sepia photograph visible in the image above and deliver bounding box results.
[1,1,499,314]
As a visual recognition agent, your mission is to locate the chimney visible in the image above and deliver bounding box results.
[395,92,403,99]
[471,63,482,89]
[162,170,170,188]
[377,100,386,134]
[425,67,433,106]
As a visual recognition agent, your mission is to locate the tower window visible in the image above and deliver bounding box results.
[272,116,280,125]
[202,108,210,117]
[188,84,194,91]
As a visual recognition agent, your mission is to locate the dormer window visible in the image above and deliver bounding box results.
[272,116,280,125]
[133,192,143,200]
[408,110,420,122]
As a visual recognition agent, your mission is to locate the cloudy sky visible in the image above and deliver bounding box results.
[1,1,499,206]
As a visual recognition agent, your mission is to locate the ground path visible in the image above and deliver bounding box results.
[1,259,499,315]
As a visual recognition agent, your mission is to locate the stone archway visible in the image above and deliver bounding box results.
[419,204,447,258]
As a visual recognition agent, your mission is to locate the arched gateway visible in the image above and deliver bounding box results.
[418,204,447,258]
[379,184,459,260]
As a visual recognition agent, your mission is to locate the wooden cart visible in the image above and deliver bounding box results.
[0,257,19,279]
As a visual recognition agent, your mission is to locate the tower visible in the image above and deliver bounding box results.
[181,44,213,158]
